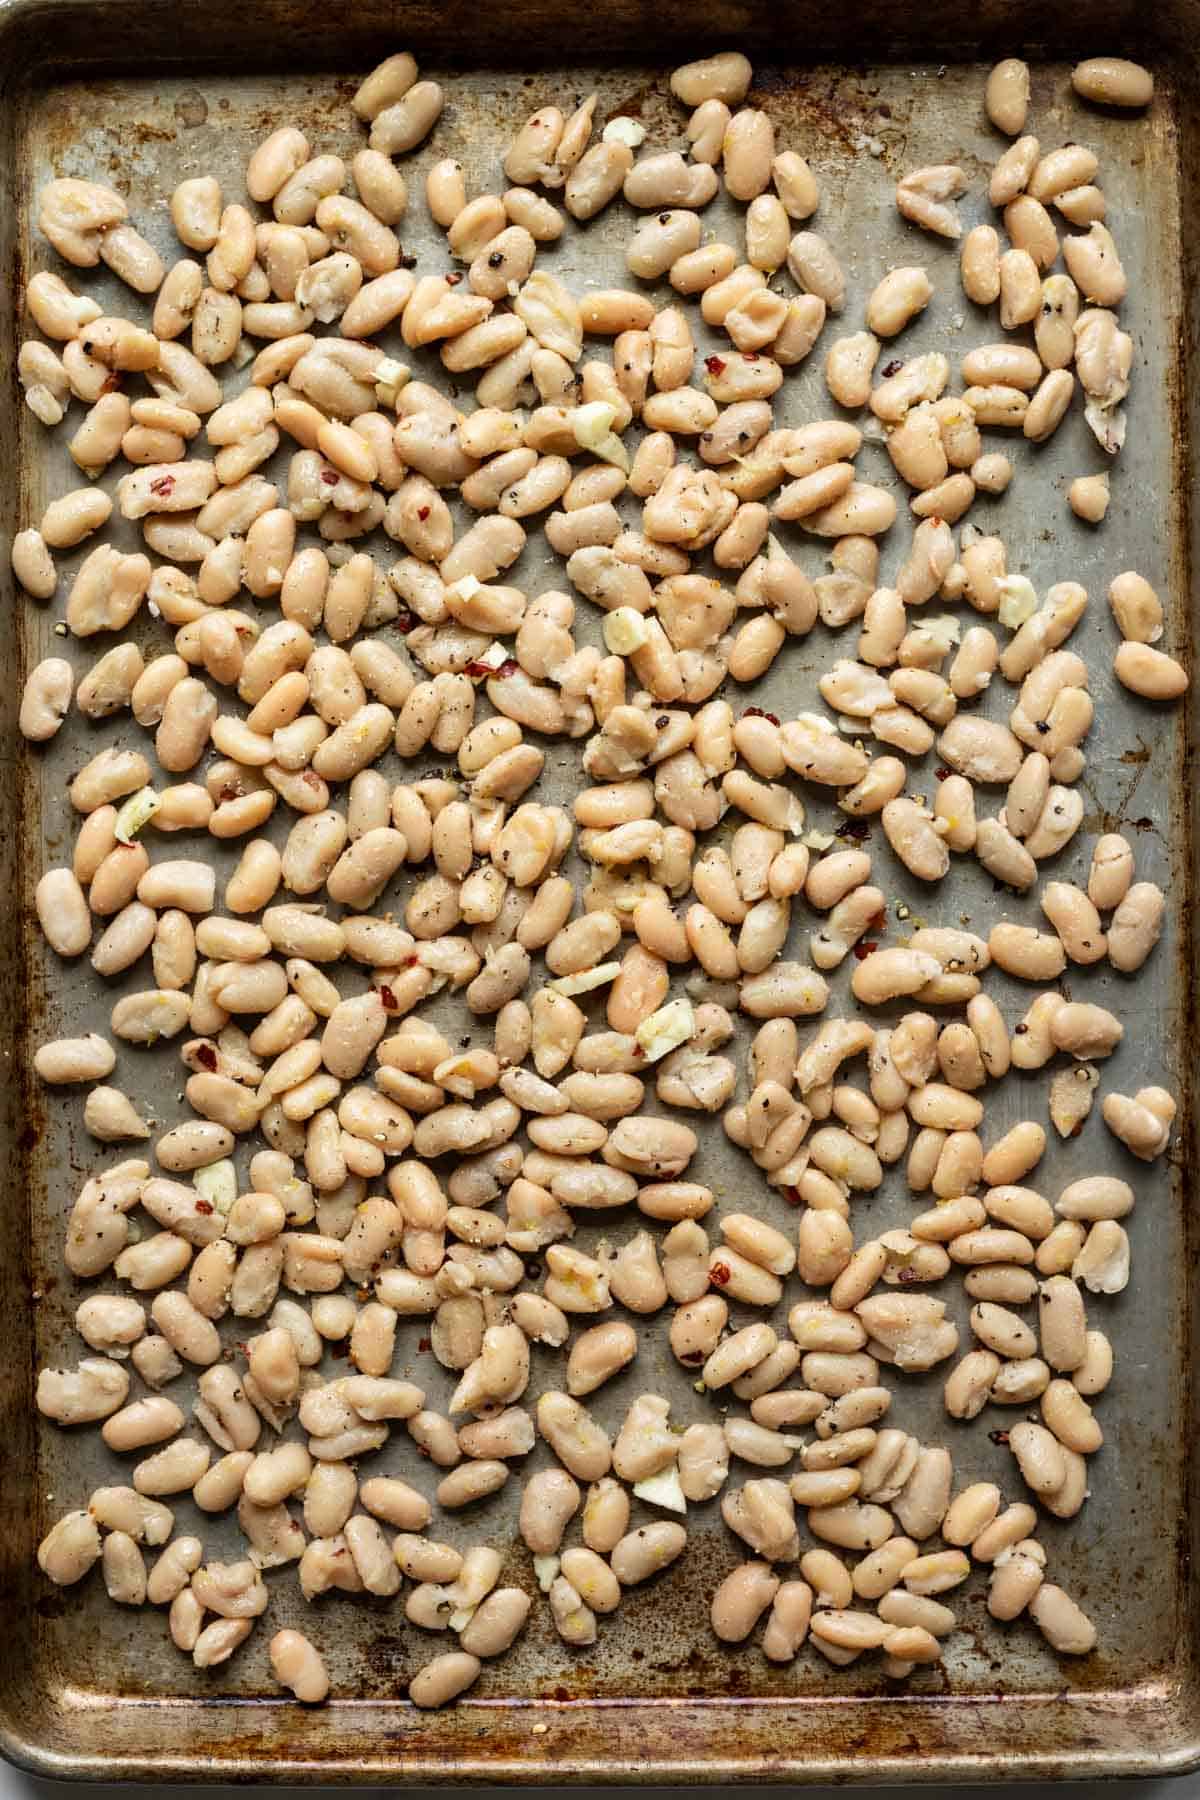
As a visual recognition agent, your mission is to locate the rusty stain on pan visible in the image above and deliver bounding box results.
[1,0,1199,1781]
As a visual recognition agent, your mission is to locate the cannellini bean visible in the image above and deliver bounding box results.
[867,267,932,337]
[852,947,942,1006]
[269,1629,330,1704]
[611,1521,688,1584]
[1072,56,1153,107]
[961,226,1001,305]
[410,1652,481,1709]
[1088,833,1135,909]
[39,1512,103,1586]
[986,58,1030,134]
[1030,1583,1097,1654]
[787,232,845,312]
[1108,572,1164,643]
[882,799,949,883]
[1114,641,1188,700]
[13,529,59,601]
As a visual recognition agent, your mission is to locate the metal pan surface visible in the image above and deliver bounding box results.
[0,0,1197,1781]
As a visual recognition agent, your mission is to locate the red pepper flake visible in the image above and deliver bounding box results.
[101,373,122,394]
[631,1044,646,1060]
[493,658,519,677]
[194,1198,214,1215]
[395,609,417,634]
[935,766,952,781]
[403,954,420,967]
[417,1336,431,1353]
[710,1262,732,1287]
[196,1043,218,1071]
[742,351,759,361]
[704,355,726,375]
[446,272,463,286]
[989,1429,1010,1446]
[417,505,431,520]
[853,940,879,960]
[379,984,398,1011]
[782,1186,803,1208]
[321,469,339,485]
[149,474,175,497]
[464,660,493,677]
[882,358,904,378]
[743,706,780,725]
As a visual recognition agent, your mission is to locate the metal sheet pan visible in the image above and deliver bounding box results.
[1,0,1198,1781]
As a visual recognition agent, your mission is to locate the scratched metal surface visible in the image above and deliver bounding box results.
[1,0,1198,1782]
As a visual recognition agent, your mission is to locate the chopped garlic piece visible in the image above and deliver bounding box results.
[1085,397,1126,455]
[914,613,962,650]
[194,1158,238,1217]
[374,356,410,407]
[603,607,650,655]
[1049,1062,1100,1138]
[114,786,160,844]
[997,574,1038,629]
[432,1053,483,1097]
[548,960,622,997]
[571,401,630,472]
[633,1467,687,1513]
[603,116,646,148]
[450,573,481,602]
[572,400,617,447]
[593,433,631,472]
[448,1605,477,1631]
[635,996,696,1063]
[802,828,837,851]
[533,1554,560,1593]
[474,640,510,671]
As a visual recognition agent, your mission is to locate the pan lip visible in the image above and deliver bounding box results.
[4,1746,1200,1787]
[5,1684,1200,1784]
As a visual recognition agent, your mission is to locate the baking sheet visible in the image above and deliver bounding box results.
[1,0,1198,1781]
